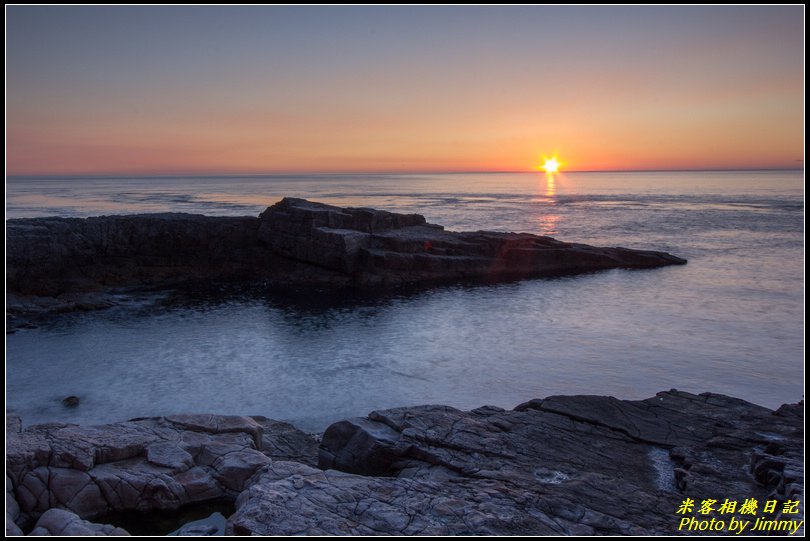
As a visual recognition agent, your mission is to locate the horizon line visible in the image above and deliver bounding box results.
[6,167,805,180]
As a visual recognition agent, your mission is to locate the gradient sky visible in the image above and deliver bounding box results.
[6,6,804,174]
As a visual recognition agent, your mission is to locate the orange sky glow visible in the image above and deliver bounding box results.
[6,6,804,176]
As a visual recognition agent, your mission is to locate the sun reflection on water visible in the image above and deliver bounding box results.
[536,172,560,235]
[545,172,556,198]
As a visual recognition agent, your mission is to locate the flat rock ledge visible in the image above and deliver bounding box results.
[6,391,802,536]
[6,197,685,316]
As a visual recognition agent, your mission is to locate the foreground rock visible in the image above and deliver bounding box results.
[28,509,129,536]
[8,391,798,536]
[5,414,318,534]
[233,391,803,535]
[6,198,686,316]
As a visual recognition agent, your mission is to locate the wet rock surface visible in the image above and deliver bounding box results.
[6,198,685,319]
[6,391,801,536]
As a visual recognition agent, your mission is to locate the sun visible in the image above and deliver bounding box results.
[542,157,560,174]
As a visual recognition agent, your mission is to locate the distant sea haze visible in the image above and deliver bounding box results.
[6,170,804,430]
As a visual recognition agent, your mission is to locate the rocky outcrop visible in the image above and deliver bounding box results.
[5,414,318,534]
[5,214,279,299]
[258,198,686,286]
[28,509,129,536]
[230,461,584,535]
[5,392,803,535]
[232,391,803,535]
[6,198,686,317]
[251,417,320,468]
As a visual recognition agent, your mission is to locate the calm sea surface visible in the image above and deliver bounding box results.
[5,171,805,430]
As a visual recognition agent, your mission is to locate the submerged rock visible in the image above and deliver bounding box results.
[6,198,686,314]
[61,396,80,408]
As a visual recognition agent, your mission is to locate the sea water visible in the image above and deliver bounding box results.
[5,171,804,431]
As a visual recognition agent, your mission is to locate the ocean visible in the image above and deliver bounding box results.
[5,171,804,431]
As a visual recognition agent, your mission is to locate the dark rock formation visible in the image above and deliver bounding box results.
[260,198,686,286]
[5,214,278,299]
[61,396,80,408]
[5,414,318,534]
[8,391,799,535]
[6,198,686,316]
[251,417,320,468]
[28,508,130,536]
[232,391,802,535]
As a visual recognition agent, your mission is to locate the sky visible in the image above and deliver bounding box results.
[5,6,805,175]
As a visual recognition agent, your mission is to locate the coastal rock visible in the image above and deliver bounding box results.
[228,390,802,535]
[175,523,219,536]
[28,508,129,536]
[228,461,578,535]
[251,417,321,468]
[6,520,23,537]
[6,198,686,317]
[5,392,802,535]
[5,414,318,528]
[7,473,23,536]
[258,198,687,286]
[5,214,274,299]
[6,415,22,436]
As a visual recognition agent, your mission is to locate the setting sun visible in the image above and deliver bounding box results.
[542,157,560,173]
